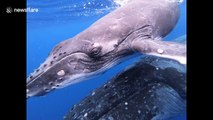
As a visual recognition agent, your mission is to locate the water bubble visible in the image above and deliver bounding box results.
[113,0,131,7]
[166,0,184,4]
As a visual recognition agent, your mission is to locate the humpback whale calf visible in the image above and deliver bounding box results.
[64,56,186,120]
[27,0,186,98]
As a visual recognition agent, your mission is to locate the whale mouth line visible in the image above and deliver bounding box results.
[27,51,88,86]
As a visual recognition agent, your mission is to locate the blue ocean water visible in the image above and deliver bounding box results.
[27,0,186,120]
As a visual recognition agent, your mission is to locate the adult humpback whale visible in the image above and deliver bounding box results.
[64,56,186,120]
[27,0,186,98]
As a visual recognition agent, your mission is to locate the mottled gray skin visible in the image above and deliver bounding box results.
[27,0,185,98]
[64,56,186,120]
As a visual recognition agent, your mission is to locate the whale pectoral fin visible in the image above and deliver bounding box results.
[131,39,186,64]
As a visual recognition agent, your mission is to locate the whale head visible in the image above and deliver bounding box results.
[26,38,132,98]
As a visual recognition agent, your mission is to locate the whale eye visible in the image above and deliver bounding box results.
[89,46,102,58]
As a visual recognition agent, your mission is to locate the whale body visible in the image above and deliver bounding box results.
[64,56,186,120]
